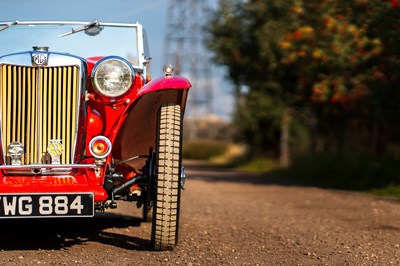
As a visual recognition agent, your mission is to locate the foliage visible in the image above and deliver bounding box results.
[369,185,400,198]
[205,0,400,190]
[236,157,280,172]
[205,0,298,155]
[280,1,383,103]
[274,153,400,192]
[183,140,229,160]
[206,0,400,158]
[279,1,400,155]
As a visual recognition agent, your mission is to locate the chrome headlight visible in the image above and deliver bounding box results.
[92,57,134,97]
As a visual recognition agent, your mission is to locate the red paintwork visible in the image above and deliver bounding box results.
[0,163,108,202]
[0,55,191,204]
[0,173,108,202]
[137,75,192,97]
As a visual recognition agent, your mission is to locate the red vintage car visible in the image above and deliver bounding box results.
[0,20,190,251]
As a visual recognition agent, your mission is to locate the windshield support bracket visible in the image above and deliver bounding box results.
[0,20,19,32]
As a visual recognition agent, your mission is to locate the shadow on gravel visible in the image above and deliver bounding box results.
[184,160,301,186]
[0,213,151,251]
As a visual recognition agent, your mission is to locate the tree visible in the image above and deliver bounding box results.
[278,0,400,154]
[277,1,383,153]
[206,0,298,161]
[206,0,400,161]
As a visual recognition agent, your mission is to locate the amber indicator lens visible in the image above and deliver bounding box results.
[93,140,106,154]
[89,136,112,158]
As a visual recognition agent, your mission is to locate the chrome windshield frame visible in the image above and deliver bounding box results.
[0,20,146,70]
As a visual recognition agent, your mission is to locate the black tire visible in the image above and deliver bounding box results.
[142,150,155,222]
[151,104,182,251]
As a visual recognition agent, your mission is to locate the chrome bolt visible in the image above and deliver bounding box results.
[180,166,186,190]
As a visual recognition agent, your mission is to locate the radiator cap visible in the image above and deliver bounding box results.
[33,46,49,52]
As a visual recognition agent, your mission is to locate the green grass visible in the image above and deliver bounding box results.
[272,153,400,197]
[183,140,400,198]
[183,140,230,160]
[236,157,280,172]
[216,149,400,198]
[369,185,400,198]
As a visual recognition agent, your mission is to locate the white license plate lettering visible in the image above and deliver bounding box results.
[39,196,53,215]
[70,196,84,214]
[2,196,17,215]
[54,196,69,215]
[0,194,93,218]
[19,196,33,215]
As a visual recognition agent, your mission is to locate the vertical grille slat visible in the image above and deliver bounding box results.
[62,67,68,163]
[57,69,62,142]
[21,67,27,164]
[0,64,80,165]
[42,68,48,158]
[12,67,17,141]
[26,68,31,164]
[66,68,72,164]
[30,67,36,164]
[6,66,12,152]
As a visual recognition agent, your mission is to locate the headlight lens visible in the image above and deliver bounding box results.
[92,57,134,97]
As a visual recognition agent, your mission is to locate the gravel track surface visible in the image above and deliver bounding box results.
[0,160,400,265]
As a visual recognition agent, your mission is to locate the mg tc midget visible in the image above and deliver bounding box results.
[0,20,190,251]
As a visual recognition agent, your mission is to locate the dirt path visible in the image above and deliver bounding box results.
[0,160,399,265]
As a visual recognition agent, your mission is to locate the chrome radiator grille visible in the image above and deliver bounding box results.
[0,64,80,164]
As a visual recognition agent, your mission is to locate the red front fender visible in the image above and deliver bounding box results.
[137,75,191,97]
[111,75,191,171]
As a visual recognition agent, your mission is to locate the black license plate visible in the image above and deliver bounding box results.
[0,193,94,218]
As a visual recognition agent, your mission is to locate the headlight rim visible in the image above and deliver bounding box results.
[91,56,135,98]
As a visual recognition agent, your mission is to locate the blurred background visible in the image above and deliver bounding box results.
[2,0,400,196]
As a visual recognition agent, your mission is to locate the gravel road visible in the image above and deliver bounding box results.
[0,160,400,265]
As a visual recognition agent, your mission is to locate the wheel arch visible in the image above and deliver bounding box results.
[112,88,189,171]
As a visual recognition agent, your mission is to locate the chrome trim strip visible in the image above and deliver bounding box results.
[0,52,86,67]
[0,21,145,70]
[36,66,42,162]
[0,163,96,170]
[136,24,145,68]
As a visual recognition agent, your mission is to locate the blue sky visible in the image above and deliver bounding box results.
[0,0,233,119]
[0,0,169,75]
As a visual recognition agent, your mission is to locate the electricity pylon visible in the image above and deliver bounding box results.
[164,0,213,118]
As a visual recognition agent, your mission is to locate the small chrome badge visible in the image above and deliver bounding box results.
[32,46,49,67]
[32,51,49,67]
[47,140,64,164]
[8,141,24,166]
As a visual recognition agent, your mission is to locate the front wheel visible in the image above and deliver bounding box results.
[151,104,182,251]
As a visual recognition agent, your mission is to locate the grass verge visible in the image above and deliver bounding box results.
[183,140,230,160]
[273,153,400,198]
[184,140,400,198]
